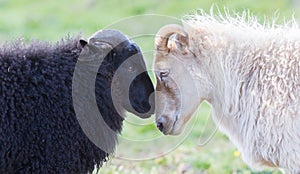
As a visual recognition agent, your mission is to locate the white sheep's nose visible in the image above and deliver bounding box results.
[156,117,166,133]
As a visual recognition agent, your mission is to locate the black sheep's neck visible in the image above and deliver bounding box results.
[74,46,124,133]
[95,75,124,133]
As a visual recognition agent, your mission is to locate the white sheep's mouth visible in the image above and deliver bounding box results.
[162,111,180,135]
[155,83,182,135]
[168,115,179,135]
[165,95,182,135]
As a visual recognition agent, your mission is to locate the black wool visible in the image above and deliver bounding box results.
[0,37,123,174]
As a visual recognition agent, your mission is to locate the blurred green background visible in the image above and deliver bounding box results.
[1,0,300,173]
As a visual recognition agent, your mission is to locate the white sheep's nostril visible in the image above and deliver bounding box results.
[156,117,166,132]
[157,122,164,132]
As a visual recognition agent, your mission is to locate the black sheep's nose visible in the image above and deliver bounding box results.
[156,117,166,132]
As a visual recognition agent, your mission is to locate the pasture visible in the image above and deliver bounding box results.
[1,0,300,173]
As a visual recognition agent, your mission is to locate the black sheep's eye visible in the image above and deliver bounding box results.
[93,41,102,46]
[127,65,135,73]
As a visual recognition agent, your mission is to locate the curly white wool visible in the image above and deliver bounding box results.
[183,9,300,173]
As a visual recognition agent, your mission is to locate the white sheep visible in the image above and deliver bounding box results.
[154,10,300,173]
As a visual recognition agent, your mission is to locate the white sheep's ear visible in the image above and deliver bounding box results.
[155,24,189,54]
[79,39,88,47]
[167,34,189,54]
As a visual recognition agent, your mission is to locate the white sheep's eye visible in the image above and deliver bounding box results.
[159,69,169,81]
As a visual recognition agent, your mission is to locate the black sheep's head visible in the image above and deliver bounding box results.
[80,30,155,119]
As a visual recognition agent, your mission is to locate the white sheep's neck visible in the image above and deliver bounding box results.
[187,20,300,169]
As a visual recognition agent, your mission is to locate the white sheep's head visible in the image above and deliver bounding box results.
[154,24,207,135]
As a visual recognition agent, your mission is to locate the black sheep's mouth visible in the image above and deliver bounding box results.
[123,102,152,119]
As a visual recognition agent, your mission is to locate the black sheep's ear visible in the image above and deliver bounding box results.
[79,39,88,47]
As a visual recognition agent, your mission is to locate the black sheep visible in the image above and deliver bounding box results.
[0,30,155,174]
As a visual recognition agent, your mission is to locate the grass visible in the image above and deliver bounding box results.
[1,0,299,173]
